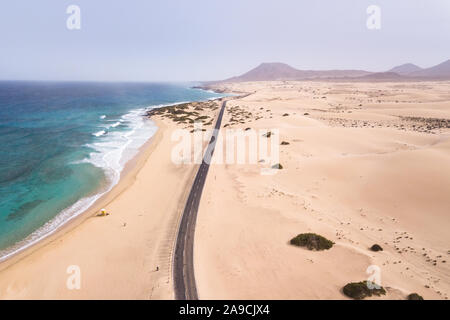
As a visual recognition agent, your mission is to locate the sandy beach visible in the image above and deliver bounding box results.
[195,80,450,300]
[0,97,226,299]
[0,117,200,299]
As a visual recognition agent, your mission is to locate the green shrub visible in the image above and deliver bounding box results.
[407,293,424,300]
[370,244,383,252]
[271,163,283,170]
[343,281,386,300]
[290,233,334,251]
[176,104,189,110]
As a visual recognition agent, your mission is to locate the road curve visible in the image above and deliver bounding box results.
[173,99,227,300]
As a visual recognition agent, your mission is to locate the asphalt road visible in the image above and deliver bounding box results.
[173,99,227,300]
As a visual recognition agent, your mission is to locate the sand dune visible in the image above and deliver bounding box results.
[195,80,450,300]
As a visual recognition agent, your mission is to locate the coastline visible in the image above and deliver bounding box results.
[0,91,227,267]
[0,118,163,271]
[0,95,219,298]
[4,80,448,300]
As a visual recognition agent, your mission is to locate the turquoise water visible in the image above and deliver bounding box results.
[0,81,223,259]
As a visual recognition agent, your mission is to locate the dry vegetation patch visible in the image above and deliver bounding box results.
[147,100,220,129]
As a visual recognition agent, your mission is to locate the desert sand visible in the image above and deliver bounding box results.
[195,81,450,299]
[0,81,448,300]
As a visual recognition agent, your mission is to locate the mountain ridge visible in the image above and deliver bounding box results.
[387,63,423,75]
[214,59,450,83]
[223,62,372,82]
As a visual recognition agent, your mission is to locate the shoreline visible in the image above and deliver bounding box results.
[0,93,227,268]
[0,94,228,299]
[0,115,192,298]
[0,117,164,271]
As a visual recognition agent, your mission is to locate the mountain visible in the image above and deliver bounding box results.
[214,59,450,83]
[225,63,301,81]
[223,62,372,82]
[408,59,450,78]
[387,63,423,75]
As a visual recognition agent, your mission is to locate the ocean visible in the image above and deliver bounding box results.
[0,81,223,260]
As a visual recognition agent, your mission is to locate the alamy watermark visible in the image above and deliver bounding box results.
[366,5,381,30]
[66,5,81,30]
[366,265,382,289]
[66,264,81,290]
[171,123,281,175]
[64,5,381,31]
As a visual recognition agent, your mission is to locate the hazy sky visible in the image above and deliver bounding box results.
[1,0,449,81]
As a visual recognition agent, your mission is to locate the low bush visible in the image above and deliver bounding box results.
[343,281,386,300]
[370,244,383,252]
[407,293,424,300]
[271,163,283,170]
[290,233,334,251]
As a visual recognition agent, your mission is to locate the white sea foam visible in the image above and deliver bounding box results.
[88,108,158,173]
[100,115,106,119]
[93,130,107,137]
